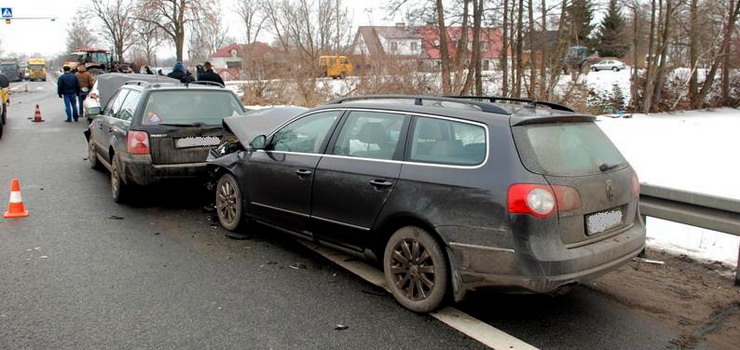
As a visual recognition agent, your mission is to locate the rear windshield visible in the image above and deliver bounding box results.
[141,90,244,126]
[513,122,626,176]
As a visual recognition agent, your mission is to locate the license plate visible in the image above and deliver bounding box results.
[586,207,624,235]
[175,136,220,148]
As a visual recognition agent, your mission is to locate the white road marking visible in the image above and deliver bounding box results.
[297,240,539,350]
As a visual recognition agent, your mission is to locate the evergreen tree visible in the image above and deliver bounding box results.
[596,0,629,57]
[564,0,596,49]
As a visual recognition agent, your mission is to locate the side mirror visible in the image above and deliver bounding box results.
[250,135,267,150]
[85,107,102,118]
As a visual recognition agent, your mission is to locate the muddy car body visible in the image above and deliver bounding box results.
[208,95,646,312]
[85,81,246,202]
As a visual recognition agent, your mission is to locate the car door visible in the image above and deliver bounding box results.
[110,90,141,153]
[94,89,129,162]
[247,110,343,235]
[312,110,409,250]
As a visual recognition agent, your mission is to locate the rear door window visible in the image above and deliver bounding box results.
[116,90,141,122]
[103,90,128,117]
[330,111,407,160]
[408,116,486,166]
[513,122,626,176]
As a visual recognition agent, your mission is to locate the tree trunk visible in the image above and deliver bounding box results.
[630,4,640,110]
[462,0,482,95]
[538,0,547,99]
[436,0,452,95]
[514,0,524,97]
[455,0,470,94]
[526,0,535,98]
[721,0,736,105]
[473,0,483,96]
[651,0,673,110]
[642,0,657,113]
[176,30,185,62]
[501,0,510,96]
[688,0,698,102]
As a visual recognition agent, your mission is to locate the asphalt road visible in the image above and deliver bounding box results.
[0,80,687,349]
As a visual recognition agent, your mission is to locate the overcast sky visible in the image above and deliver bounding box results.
[0,0,393,59]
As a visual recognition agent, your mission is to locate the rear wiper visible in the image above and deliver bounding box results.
[599,163,621,172]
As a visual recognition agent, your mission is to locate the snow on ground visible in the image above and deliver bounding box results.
[597,108,740,266]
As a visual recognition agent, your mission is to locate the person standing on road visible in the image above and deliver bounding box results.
[197,62,225,86]
[76,66,94,117]
[167,61,189,83]
[57,66,81,122]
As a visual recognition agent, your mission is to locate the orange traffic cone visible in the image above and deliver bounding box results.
[32,104,44,123]
[4,178,29,218]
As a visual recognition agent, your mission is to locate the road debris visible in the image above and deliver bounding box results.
[225,232,250,240]
[107,215,124,220]
[634,257,665,265]
[362,289,388,297]
[334,324,349,331]
[289,263,307,270]
[153,232,161,236]
[39,256,48,259]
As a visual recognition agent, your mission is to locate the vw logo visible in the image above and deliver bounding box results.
[605,180,615,200]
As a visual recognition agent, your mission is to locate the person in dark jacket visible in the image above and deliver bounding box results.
[197,62,225,86]
[167,61,191,83]
[57,66,81,122]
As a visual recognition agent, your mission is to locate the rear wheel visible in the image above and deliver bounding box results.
[110,155,131,203]
[88,138,102,170]
[384,226,449,313]
[592,67,598,72]
[216,173,245,231]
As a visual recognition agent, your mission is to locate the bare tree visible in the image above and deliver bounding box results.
[138,0,214,61]
[189,9,233,63]
[235,0,265,44]
[66,20,100,53]
[134,9,166,65]
[89,0,137,62]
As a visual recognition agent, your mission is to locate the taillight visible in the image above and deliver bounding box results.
[508,183,581,218]
[632,173,640,195]
[127,131,150,154]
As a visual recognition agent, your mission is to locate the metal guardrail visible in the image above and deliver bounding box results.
[639,184,740,285]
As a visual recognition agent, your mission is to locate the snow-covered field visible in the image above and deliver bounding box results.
[598,109,740,266]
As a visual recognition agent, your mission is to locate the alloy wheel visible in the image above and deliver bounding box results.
[389,238,436,301]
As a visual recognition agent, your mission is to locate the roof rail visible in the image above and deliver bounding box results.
[327,95,511,114]
[446,96,575,112]
[189,81,225,88]
[123,80,150,86]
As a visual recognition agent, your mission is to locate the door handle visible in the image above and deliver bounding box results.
[369,179,393,188]
[295,169,312,177]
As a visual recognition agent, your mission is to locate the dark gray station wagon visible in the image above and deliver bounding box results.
[85,81,245,202]
[208,95,646,312]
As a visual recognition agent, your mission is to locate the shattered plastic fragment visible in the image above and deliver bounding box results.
[289,263,307,270]
[334,324,349,331]
[108,215,124,220]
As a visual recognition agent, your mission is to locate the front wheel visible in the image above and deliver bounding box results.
[612,67,620,72]
[216,173,245,231]
[384,226,449,313]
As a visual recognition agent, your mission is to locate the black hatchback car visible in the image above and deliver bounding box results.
[208,95,646,312]
[85,81,246,202]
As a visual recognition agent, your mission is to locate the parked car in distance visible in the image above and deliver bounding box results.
[591,59,627,72]
[85,81,246,203]
[207,95,646,313]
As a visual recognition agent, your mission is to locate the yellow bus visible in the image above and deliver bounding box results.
[28,58,47,81]
[319,55,353,79]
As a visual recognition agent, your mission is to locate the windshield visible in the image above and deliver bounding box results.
[29,65,45,70]
[141,90,244,126]
[513,122,626,176]
[0,64,18,71]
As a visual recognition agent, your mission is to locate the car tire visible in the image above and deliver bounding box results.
[592,67,598,72]
[383,226,449,313]
[110,155,131,203]
[216,173,245,231]
[88,138,102,171]
[612,67,620,72]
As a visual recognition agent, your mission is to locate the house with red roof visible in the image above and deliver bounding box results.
[351,23,505,71]
[209,42,277,80]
